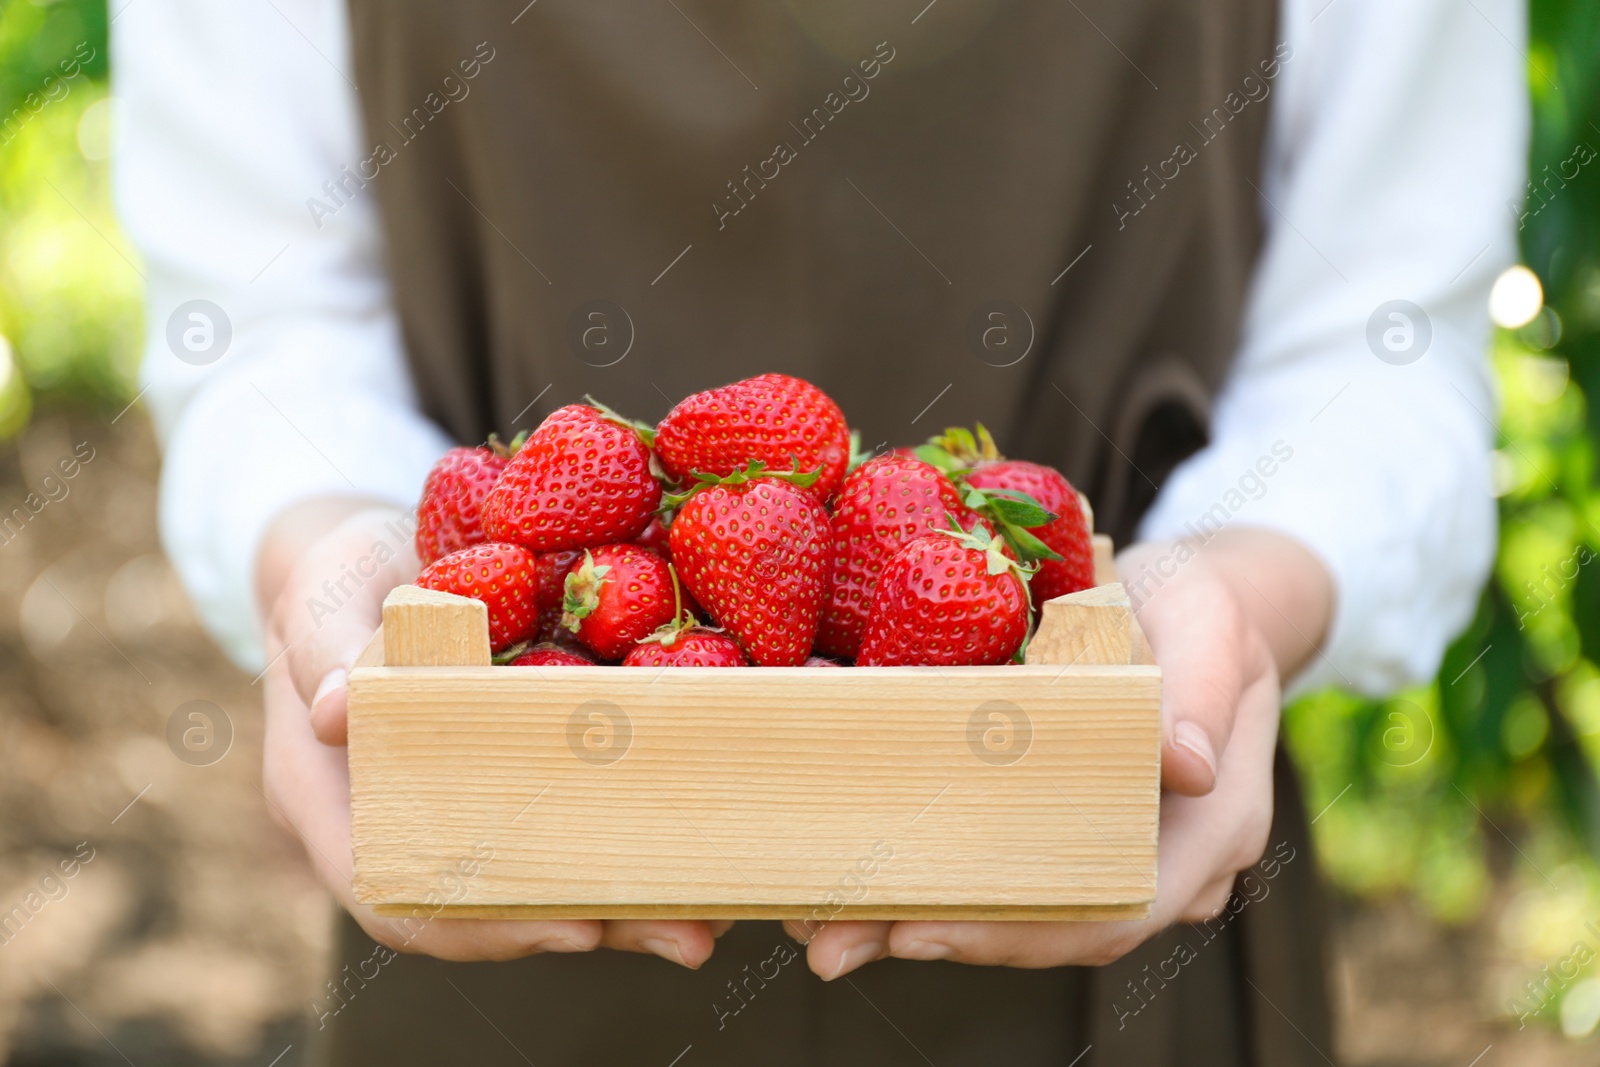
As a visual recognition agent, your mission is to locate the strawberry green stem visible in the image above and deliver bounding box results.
[659,459,823,508]
[584,394,658,447]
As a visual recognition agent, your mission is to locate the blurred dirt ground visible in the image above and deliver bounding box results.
[0,409,1594,1066]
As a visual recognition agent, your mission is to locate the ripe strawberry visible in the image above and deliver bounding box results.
[481,403,660,551]
[416,543,538,652]
[509,643,596,667]
[622,628,748,667]
[815,455,978,660]
[632,514,672,559]
[414,441,514,566]
[964,460,1094,602]
[626,518,718,623]
[918,425,1093,601]
[857,524,1031,667]
[655,374,851,500]
[668,469,831,666]
[531,549,583,641]
[560,545,676,660]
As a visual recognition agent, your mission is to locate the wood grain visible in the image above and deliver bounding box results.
[354,627,385,669]
[1091,533,1116,586]
[347,664,1160,917]
[381,586,489,667]
[370,902,1151,922]
[1028,582,1156,668]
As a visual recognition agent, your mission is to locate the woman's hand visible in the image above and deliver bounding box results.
[256,498,728,966]
[785,527,1332,978]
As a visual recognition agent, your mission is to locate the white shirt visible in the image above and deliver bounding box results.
[113,0,1528,692]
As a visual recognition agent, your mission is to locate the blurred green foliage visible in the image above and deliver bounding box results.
[1,0,1598,1034]
[0,0,134,429]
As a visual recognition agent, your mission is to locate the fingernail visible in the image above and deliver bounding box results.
[1173,721,1217,777]
[535,935,590,953]
[899,939,953,961]
[824,939,884,981]
[641,937,693,968]
[312,668,347,711]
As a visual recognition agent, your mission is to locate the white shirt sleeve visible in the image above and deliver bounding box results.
[114,0,453,671]
[1137,0,1528,695]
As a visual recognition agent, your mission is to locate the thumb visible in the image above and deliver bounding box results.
[291,589,385,747]
[270,512,418,746]
[1138,578,1273,797]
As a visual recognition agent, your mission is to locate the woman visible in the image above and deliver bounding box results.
[116,0,1524,1062]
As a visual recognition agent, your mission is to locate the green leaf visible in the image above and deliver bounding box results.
[492,641,533,666]
[846,429,869,474]
[984,493,1057,528]
[584,394,658,447]
[1001,522,1063,564]
[915,443,962,472]
[964,485,1058,528]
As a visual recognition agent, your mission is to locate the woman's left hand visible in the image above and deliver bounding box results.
[785,527,1331,978]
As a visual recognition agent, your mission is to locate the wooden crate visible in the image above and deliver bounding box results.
[347,533,1161,922]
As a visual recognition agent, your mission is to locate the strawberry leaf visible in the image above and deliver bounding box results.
[486,431,529,459]
[961,484,1058,531]
[583,394,658,447]
[915,443,963,472]
[492,640,533,666]
[976,489,1057,529]
[560,552,611,630]
[999,522,1064,564]
[658,459,821,508]
[925,423,1001,468]
[845,430,870,475]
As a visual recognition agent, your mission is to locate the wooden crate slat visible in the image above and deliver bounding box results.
[348,665,1160,917]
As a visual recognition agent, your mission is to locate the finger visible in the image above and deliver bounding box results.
[277,582,383,747]
[1140,583,1266,797]
[597,920,721,969]
[262,653,600,962]
[364,911,604,962]
[886,920,1143,969]
[307,673,353,748]
[273,512,418,745]
[1141,665,1280,927]
[794,920,893,980]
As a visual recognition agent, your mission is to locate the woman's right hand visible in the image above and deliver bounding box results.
[256,498,728,965]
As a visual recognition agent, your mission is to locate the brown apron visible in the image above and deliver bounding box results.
[314,2,1333,1062]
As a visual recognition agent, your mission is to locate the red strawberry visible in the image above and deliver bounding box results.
[414,443,512,566]
[857,524,1031,667]
[416,543,538,652]
[622,628,747,667]
[815,455,978,660]
[531,549,584,641]
[655,374,850,500]
[965,460,1094,602]
[560,545,677,660]
[633,514,672,559]
[668,470,831,666]
[481,403,660,551]
[617,524,712,629]
[509,643,597,667]
[919,425,1094,602]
